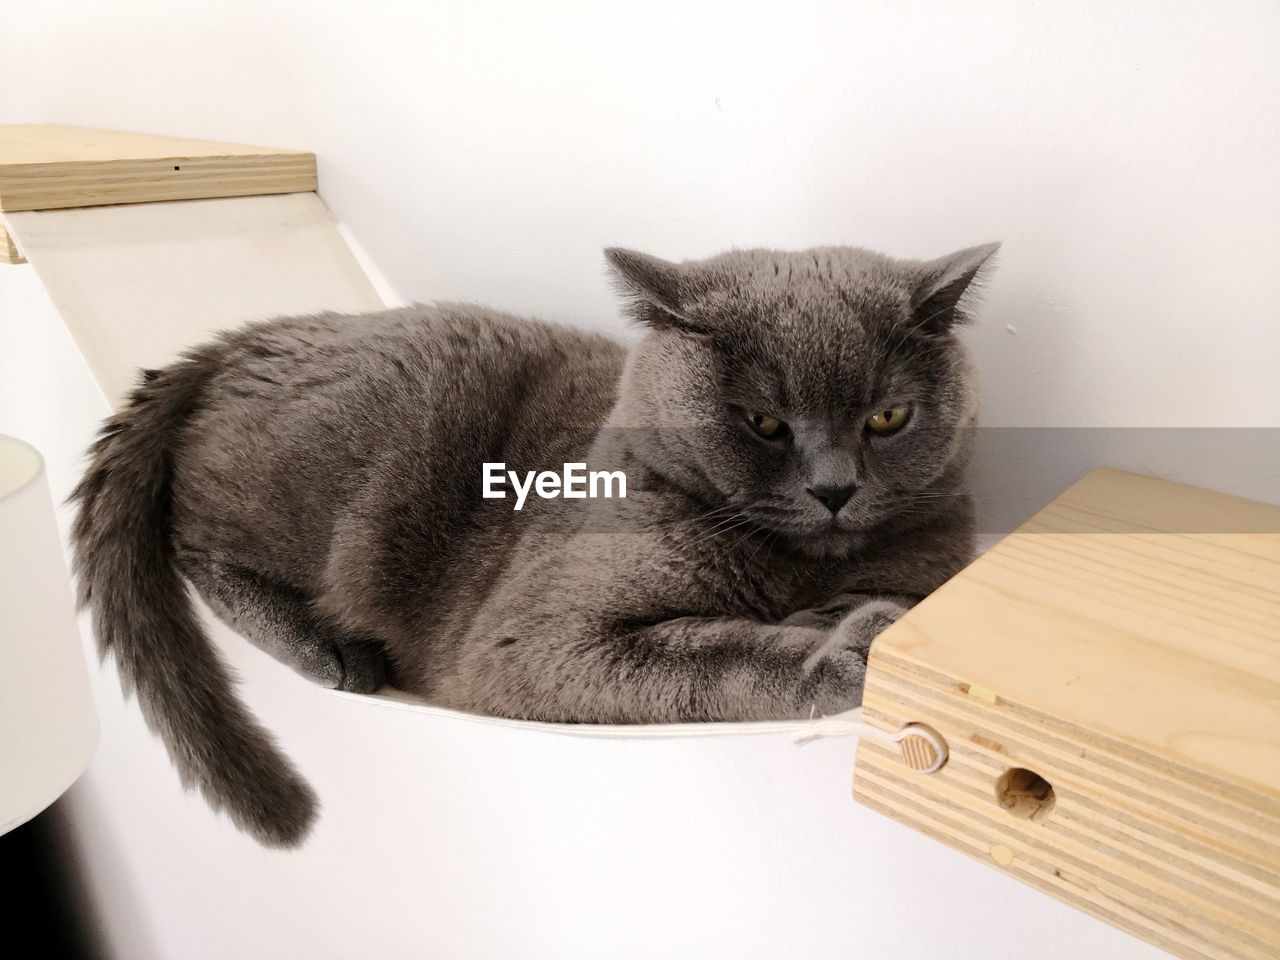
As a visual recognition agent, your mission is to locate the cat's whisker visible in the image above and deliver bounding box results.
[686,513,747,542]
[746,527,781,570]
[688,515,760,549]
[683,504,739,525]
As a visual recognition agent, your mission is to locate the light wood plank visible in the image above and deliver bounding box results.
[854,468,1280,960]
[0,124,316,212]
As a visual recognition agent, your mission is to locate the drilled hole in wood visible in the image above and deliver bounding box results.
[995,767,1055,821]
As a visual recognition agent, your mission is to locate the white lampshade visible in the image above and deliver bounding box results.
[0,434,98,834]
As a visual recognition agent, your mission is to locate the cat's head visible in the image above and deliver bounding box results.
[605,242,998,556]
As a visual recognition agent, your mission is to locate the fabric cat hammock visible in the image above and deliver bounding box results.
[4,125,1277,960]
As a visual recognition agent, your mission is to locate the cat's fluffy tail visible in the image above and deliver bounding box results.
[70,348,318,847]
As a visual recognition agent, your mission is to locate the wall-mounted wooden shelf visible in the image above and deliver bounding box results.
[856,468,1280,960]
[0,124,319,266]
[0,124,377,403]
[0,124,316,214]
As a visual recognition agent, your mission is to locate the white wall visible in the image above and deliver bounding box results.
[3,1,1277,958]
[8,0,1280,428]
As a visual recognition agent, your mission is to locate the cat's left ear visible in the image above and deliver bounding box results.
[605,248,710,335]
[909,241,1001,334]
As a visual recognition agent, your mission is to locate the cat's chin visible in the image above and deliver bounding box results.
[785,527,868,560]
[743,513,871,559]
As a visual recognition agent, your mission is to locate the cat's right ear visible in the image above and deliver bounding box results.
[908,242,1001,335]
[604,248,710,335]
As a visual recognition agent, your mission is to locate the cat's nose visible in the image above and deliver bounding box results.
[806,484,856,514]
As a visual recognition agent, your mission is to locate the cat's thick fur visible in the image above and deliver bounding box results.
[71,242,997,847]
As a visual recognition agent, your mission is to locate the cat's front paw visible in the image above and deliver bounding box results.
[832,598,908,655]
[332,639,388,693]
[797,600,908,711]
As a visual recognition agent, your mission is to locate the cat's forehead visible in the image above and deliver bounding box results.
[688,247,912,328]
[712,314,925,414]
[691,250,933,410]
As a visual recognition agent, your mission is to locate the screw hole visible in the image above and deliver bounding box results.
[995,767,1055,821]
[173,165,181,171]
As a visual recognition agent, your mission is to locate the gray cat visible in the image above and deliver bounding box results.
[70,242,997,847]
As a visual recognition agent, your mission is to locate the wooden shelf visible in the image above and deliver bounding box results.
[855,468,1280,959]
[0,124,316,212]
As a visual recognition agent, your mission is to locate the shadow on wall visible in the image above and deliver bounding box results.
[968,427,1280,535]
[0,799,108,960]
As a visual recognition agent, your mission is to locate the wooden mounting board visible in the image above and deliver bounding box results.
[0,124,316,212]
[855,468,1280,959]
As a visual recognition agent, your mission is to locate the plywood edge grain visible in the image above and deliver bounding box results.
[866,648,1280,826]
[854,695,1280,959]
[0,125,317,212]
[0,154,318,212]
[859,665,1280,887]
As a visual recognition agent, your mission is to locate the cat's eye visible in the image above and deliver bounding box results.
[747,413,787,439]
[866,404,912,436]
